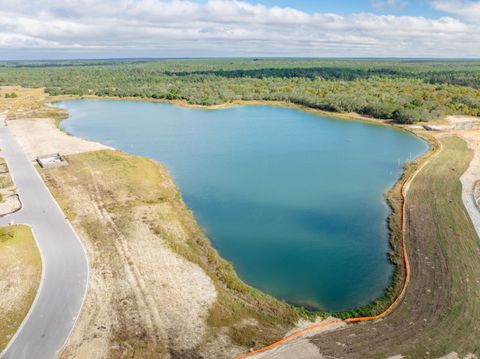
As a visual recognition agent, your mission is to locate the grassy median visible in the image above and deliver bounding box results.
[0,225,41,351]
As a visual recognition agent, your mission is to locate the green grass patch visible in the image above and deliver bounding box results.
[0,225,41,351]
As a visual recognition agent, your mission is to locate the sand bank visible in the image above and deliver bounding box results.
[7,118,111,160]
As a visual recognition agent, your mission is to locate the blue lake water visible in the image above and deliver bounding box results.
[56,100,428,312]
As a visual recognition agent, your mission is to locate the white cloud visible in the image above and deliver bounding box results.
[0,0,479,58]
[430,0,480,21]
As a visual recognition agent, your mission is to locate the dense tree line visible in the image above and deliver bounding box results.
[1,59,480,124]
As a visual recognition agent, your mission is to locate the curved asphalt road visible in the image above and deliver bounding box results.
[0,122,88,359]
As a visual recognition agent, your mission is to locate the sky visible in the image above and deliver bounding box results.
[0,0,479,59]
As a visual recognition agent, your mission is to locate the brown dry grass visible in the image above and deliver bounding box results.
[0,86,68,121]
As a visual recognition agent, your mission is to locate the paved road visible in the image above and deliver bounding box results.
[0,122,88,359]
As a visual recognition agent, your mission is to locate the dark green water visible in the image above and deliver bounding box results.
[57,100,428,312]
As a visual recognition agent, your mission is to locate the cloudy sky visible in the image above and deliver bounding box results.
[0,0,479,59]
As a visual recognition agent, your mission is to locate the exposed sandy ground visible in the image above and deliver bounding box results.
[57,184,218,358]
[0,194,21,216]
[251,318,345,359]
[251,340,324,359]
[1,97,224,357]
[7,118,111,160]
[437,353,478,359]
[474,182,480,210]
[0,166,21,217]
[0,146,21,217]
[446,115,480,128]
[459,130,480,238]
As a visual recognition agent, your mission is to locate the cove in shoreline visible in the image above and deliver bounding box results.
[55,99,429,312]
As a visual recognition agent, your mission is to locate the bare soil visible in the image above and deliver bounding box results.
[0,158,20,216]
[7,118,110,160]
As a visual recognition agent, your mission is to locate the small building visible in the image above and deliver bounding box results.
[37,153,68,168]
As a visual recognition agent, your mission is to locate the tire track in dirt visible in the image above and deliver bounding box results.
[86,167,165,344]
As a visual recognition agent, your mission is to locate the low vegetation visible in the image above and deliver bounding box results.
[0,225,41,351]
[0,86,68,122]
[1,59,480,123]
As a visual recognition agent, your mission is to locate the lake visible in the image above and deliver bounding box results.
[56,100,428,312]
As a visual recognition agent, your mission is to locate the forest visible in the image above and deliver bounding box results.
[1,58,480,124]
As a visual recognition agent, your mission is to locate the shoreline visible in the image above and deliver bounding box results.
[52,94,399,127]
[49,93,437,318]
